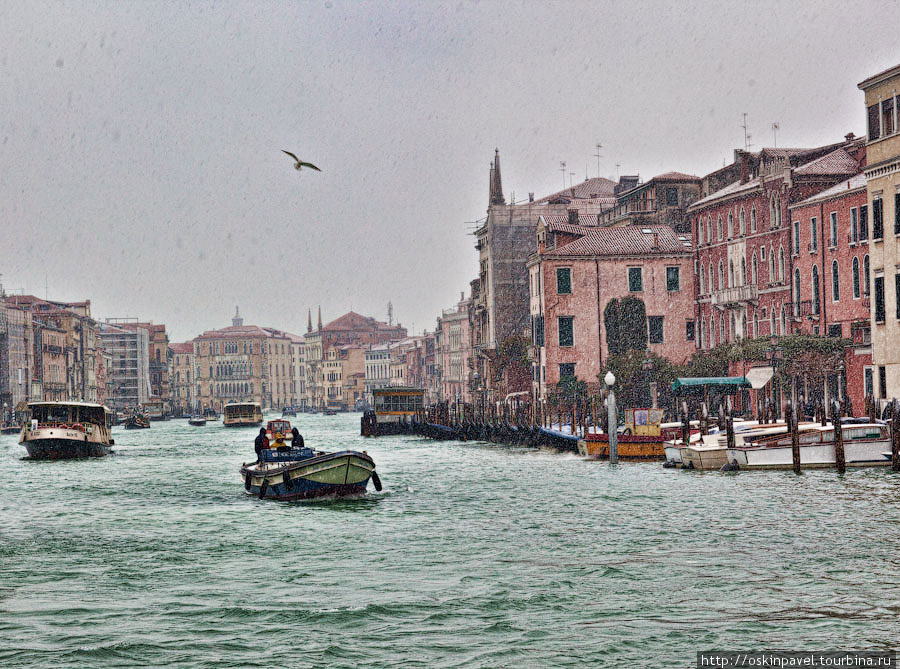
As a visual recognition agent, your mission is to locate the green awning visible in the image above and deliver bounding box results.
[672,376,751,394]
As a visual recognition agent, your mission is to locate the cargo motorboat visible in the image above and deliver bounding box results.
[19,401,114,460]
[188,415,207,427]
[240,446,382,500]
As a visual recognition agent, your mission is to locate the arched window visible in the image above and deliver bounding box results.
[717,215,723,240]
[769,245,775,281]
[697,217,703,245]
[832,260,840,302]
[812,266,820,315]
[730,313,736,340]
[751,207,757,232]
[710,316,716,347]
[720,313,726,341]
[739,207,746,235]
[718,261,724,290]
[710,262,715,290]
[778,246,785,282]
[775,195,782,227]
[729,260,735,288]
[699,265,706,294]
[752,253,759,285]
[706,216,712,243]
[770,307,776,335]
[741,257,747,285]
[753,310,759,338]
[852,257,860,299]
[770,196,776,228]
[780,306,786,334]
[727,212,734,238]
[864,255,870,296]
[794,269,801,317]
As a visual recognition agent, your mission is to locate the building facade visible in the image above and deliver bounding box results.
[98,322,151,410]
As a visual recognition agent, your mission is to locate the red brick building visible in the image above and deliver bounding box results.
[528,224,695,399]
[690,138,866,352]
[788,172,872,410]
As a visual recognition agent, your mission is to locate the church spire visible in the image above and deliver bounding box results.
[232,305,243,327]
[317,306,322,331]
[307,309,313,333]
[489,148,505,205]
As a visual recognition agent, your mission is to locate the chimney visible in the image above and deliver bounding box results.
[739,150,749,184]
[597,213,603,225]
[568,209,579,225]
[528,192,534,202]
[652,232,659,249]
[845,132,855,141]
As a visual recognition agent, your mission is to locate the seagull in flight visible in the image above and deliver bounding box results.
[281,150,321,172]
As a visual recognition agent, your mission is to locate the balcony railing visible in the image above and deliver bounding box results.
[786,300,815,320]
[710,284,758,308]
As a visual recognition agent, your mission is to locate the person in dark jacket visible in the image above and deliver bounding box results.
[254,427,269,464]
[291,427,304,449]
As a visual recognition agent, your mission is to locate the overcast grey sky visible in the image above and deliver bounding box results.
[2,1,897,341]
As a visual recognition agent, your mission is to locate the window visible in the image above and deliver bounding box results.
[851,207,858,243]
[832,260,840,301]
[741,257,747,285]
[697,217,703,245]
[753,310,759,338]
[879,366,887,398]
[727,212,733,238]
[852,257,860,299]
[666,188,678,206]
[686,320,695,341]
[778,247,785,283]
[556,267,571,294]
[628,267,643,292]
[884,97,896,136]
[717,215,723,240]
[558,316,574,347]
[874,275,885,323]
[699,265,706,294]
[793,220,800,254]
[720,314,726,341]
[710,317,716,347]
[860,204,869,241]
[812,266,820,315]
[868,103,881,141]
[666,266,680,291]
[729,260,735,288]
[706,216,711,243]
[865,367,873,397]
[558,363,575,379]
[864,255,870,296]
[532,315,544,347]
[810,217,818,251]
[873,197,883,240]
[752,253,758,284]
[830,212,838,247]
[896,272,900,320]
[648,316,663,344]
[739,207,746,235]
[895,193,900,236]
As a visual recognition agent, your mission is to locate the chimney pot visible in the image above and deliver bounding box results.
[568,209,579,225]
[528,192,534,202]
[652,232,659,248]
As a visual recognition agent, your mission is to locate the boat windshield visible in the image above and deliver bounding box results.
[30,404,106,425]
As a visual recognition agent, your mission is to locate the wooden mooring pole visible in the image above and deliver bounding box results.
[833,400,845,474]
[786,401,800,474]
[891,398,900,472]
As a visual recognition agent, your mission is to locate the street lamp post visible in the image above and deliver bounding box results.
[605,370,618,464]
[641,351,656,408]
[765,335,783,420]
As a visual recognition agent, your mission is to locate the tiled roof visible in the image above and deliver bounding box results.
[652,171,700,181]
[195,325,274,340]
[690,177,760,209]
[539,214,599,233]
[169,342,194,354]
[858,63,900,89]
[790,173,867,207]
[535,177,617,203]
[323,311,397,332]
[793,148,860,176]
[552,224,692,257]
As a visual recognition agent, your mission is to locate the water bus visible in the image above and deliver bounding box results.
[223,402,263,427]
[362,387,425,436]
[142,400,167,421]
[19,401,114,459]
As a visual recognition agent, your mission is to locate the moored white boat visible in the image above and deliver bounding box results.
[727,422,890,469]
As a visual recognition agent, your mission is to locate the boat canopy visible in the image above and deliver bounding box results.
[671,376,751,395]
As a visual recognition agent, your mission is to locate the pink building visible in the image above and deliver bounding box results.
[528,223,695,399]
[436,295,472,403]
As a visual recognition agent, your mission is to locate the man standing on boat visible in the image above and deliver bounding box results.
[254,427,269,464]
[291,427,304,449]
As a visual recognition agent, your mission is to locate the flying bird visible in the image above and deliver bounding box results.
[281,150,321,172]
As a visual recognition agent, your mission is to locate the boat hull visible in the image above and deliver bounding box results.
[728,439,891,469]
[22,436,111,459]
[224,420,263,427]
[240,451,375,501]
[579,434,666,460]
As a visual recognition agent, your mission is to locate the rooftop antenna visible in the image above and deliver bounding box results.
[741,112,753,151]
[771,122,780,148]
[559,161,567,189]
[594,142,603,177]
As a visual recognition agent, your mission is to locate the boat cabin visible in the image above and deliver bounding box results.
[224,402,264,427]
[373,387,425,424]
[266,419,293,441]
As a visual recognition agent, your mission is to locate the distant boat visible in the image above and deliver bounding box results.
[124,414,151,430]
[188,415,207,427]
[323,409,337,416]
[1,423,22,435]
[282,406,297,417]
[223,402,263,427]
[240,446,381,500]
[20,401,115,459]
[266,419,294,443]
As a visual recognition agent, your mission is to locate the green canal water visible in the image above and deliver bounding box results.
[2,414,899,668]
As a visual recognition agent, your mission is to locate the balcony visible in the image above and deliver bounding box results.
[786,300,815,321]
[710,284,758,309]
